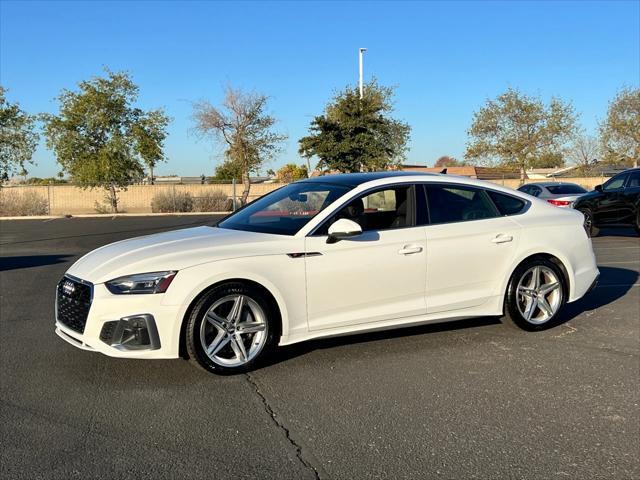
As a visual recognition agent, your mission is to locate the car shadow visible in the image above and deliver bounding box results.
[558,266,638,322]
[258,266,638,370]
[595,227,639,238]
[259,316,502,370]
[0,254,73,272]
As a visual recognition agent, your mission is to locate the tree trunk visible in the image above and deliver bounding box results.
[241,169,251,205]
[150,165,154,185]
[108,183,119,213]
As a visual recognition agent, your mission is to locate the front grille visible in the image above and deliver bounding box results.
[56,276,93,333]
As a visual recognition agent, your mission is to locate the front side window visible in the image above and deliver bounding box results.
[316,185,414,234]
[603,174,628,192]
[425,184,499,224]
[218,182,350,235]
[530,186,542,197]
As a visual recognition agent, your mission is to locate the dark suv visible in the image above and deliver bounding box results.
[573,167,640,237]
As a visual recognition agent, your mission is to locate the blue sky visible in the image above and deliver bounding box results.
[1,0,639,177]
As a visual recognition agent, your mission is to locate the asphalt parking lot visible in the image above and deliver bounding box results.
[1,216,638,480]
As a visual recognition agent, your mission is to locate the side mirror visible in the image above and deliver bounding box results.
[594,184,603,192]
[327,218,362,244]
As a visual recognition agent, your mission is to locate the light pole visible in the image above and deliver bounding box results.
[359,47,367,99]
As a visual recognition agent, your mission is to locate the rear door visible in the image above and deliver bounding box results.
[421,184,524,313]
[621,171,640,224]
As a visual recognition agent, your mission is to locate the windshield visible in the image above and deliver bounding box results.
[217,182,351,235]
[545,184,587,195]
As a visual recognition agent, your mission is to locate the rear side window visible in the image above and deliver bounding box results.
[487,191,527,216]
[545,184,587,194]
[626,171,640,188]
[425,185,498,224]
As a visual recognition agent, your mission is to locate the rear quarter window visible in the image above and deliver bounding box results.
[487,191,527,216]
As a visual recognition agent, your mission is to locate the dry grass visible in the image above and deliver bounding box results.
[0,189,49,216]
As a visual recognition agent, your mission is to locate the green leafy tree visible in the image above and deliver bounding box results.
[299,80,411,173]
[0,86,39,180]
[600,87,640,167]
[133,109,170,184]
[42,70,169,212]
[465,88,576,177]
[434,156,465,168]
[276,163,308,183]
[528,151,565,169]
[211,159,243,181]
[193,87,287,204]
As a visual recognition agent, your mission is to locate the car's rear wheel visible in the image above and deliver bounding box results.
[578,208,598,237]
[186,282,278,374]
[502,258,566,331]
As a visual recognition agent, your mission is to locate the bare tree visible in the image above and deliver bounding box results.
[567,134,600,173]
[193,87,287,204]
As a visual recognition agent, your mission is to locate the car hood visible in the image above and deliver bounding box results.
[66,226,289,284]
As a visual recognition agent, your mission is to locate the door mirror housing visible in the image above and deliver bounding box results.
[594,184,603,192]
[327,218,362,243]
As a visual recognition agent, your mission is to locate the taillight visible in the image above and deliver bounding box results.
[547,199,571,207]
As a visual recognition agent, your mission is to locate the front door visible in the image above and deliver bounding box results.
[304,185,427,331]
[595,173,629,225]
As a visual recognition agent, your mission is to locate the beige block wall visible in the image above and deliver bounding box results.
[1,177,610,215]
[485,176,609,191]
[1,183,287,215]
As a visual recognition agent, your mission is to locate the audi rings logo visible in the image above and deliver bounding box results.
[62,280,75,296]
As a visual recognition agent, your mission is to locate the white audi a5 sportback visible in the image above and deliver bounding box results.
[55,172,599,374]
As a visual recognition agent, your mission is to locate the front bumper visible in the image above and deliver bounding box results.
[55,281,182,359]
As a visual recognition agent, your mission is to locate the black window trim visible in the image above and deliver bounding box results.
[417,181,531,226]
[603,172,629,192]
[623,170,640,189]
[308,183,418,237]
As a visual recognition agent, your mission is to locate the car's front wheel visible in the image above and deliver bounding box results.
[185,282,278,374]
[502,258,566,331]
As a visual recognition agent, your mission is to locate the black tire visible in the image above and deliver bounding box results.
[501,257,567,331]
[634,209,640,236]
[578,208,598,238]
[185,282,279,375]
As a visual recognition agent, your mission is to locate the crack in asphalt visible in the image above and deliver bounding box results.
[245,373,324,480]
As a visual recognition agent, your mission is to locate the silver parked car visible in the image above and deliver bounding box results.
[518,182,588,207]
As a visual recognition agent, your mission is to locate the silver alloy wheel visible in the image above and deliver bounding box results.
[582,210,593,234]
[200,294,267,367]
[516,266,563,324]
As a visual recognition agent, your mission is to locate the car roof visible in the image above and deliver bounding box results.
[521,182,581,188]
[300,171,437,187]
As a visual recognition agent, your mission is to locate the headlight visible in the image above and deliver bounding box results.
[105,271,177,295]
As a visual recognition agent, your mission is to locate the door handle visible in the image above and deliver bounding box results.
[492,234,513,244]
[398,245,423,255]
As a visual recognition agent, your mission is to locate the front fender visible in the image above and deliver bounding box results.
[162,254,308,351]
